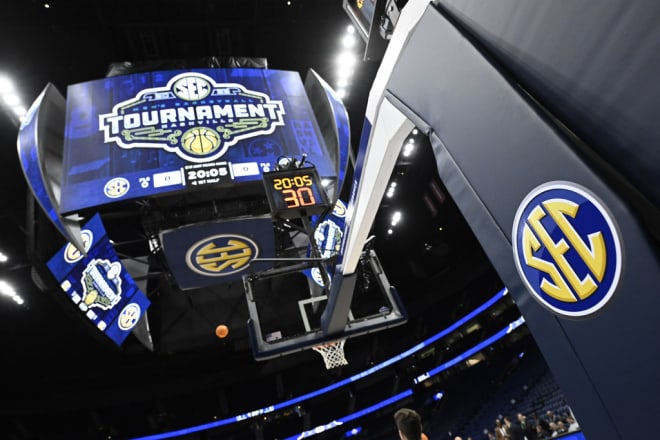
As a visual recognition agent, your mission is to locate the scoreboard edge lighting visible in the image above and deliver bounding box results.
[263,166,330,219]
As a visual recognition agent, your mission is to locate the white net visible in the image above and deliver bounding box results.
[312,339,348,369]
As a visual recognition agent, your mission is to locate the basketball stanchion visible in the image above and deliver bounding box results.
[312,339,348,369]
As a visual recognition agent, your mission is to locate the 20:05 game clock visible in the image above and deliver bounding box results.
[262,166,330,219]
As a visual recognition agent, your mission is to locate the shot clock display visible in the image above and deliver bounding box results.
[263,166,330,219]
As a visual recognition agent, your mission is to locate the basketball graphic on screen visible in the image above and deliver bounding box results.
[181,127,221,156]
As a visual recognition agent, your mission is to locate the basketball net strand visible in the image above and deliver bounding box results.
[312,339,348,369]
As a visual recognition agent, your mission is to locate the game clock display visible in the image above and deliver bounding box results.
[263,166,330,219]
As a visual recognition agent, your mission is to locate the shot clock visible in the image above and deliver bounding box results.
[263,166,330,219]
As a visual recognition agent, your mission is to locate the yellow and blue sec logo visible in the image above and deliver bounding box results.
[512,182,622,318]
[64,229,94,263]
[185,234,259,276]
[118,302,141,331]
[104,177,130,199]
[311,267,325,287]
[332,199,347,218]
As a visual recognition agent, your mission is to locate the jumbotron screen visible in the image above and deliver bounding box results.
[59,68,333,214]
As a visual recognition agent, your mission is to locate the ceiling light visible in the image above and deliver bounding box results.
[0,280,14,295]
[408,138,415,143]
[412,128,419,135]
[0,280,23,305]
[387,229,393,235]
[337,51,357,68]
[391,211,401,226]
[3,93,20,106]
[347,25,355,34]
[12,106,27,116]
[336,89,347,99]
[0,252,7,262]
[337,78,348,88]
[337,66,353,80]
[44,3,50,8]
[0,77,13,94]
[386,188,394,198]
[390,182,397,187]
[342,34,356,48]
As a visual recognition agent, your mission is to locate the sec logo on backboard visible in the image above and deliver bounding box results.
[186,234,259,277]
[512,182,623,318]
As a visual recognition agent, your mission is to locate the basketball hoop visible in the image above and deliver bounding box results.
[312,339,348,369]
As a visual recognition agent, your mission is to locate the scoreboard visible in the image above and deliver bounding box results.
[60,68,334,214]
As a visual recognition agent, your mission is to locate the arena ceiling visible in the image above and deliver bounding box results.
[0,1,530,438]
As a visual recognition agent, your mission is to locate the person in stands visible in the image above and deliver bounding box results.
[504,416,524,440]
[494,419,507,440]
[517,412,537,440]
[393,408,423,440]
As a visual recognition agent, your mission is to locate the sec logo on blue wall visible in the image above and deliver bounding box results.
[512,182,623,318]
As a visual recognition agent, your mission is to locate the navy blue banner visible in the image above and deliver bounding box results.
[17,88,67,238]
[60,69,333,214]
[305,200,347,287]
[47,214,151,346]
[160,216,275,289]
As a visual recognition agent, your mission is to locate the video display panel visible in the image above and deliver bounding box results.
[60,69,333,214]
[47,214,151,346]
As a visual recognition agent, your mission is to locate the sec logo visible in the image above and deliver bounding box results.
[311,267,325,287]
[104,177,130,199]
[186,234,259,276]
[332,199,347,218]
[172,74,212,101]
[64,229,93,263]
[118,303,141,331]
[512,182,622,318]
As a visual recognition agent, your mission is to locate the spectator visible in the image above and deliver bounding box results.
[545,410,560,425]
[494,419,507,440]
[566,416,580,432]
[533,412,550,433]
[504,416,524,440]
[517,412,536,440]
[393,408,423,440]
[535,423,551,439]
